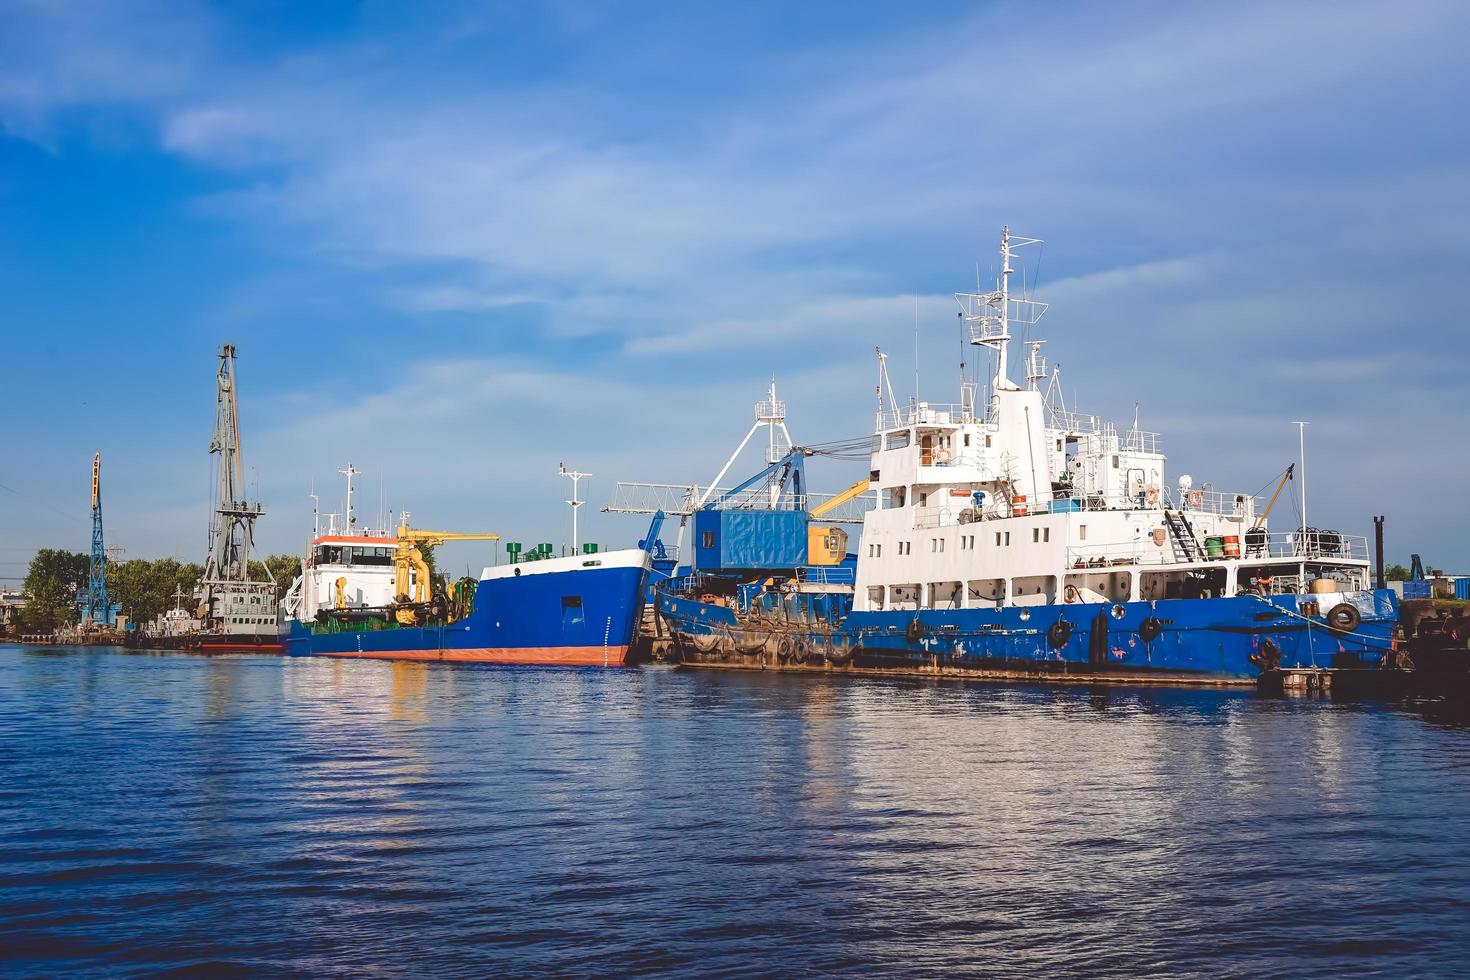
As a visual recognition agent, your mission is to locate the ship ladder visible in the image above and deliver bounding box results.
[1163,510,1202,562]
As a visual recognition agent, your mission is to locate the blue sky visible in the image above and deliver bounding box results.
[2,0,1467,579]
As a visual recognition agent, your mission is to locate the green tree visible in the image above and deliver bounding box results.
[1385,563,1411,581]
[19,549,88,632]
[110,558,207,624]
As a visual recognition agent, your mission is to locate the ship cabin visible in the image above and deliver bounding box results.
[290,532,403,620]
[853,387,1370,614]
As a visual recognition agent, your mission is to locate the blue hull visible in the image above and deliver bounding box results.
[286,563,648,666]
[660,589,1399,683]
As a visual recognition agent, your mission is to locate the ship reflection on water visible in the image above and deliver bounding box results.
[3,644,1470,974]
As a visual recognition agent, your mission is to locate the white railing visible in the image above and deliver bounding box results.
[1121,428,1161,454]
[1066,532,1370,568]
[1160,487,1258,520]
[755,399,785,423]
[876,403,974,431]
[913,508,956,529]
[797,566,856,586]
[1051,409,1103,434]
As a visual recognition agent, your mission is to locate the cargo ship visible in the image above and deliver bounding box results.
[278,482,654,665]
[656,228,1398,685]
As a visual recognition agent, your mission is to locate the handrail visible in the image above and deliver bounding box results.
[1066,531,1371,568]
[796,566,856,585]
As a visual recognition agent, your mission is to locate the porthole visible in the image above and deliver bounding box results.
[1111,603,1127,620]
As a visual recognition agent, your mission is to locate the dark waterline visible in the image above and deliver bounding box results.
[3,645,1470,976]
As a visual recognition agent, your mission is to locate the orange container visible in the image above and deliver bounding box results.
[1222,535,1241,558]
[1012,494,1029,517]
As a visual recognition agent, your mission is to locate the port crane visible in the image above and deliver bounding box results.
[390,524,500,625]
[82,452,115,627]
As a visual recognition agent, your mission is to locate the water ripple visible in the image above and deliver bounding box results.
[4,645,1470,975]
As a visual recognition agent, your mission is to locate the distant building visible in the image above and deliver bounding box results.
[0,590,27,635]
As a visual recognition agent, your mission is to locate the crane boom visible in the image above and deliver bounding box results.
[809,479,871,519]
[1251,464,1294,531]
[392,524,501,615]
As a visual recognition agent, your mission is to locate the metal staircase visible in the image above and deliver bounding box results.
[1163,510,1202,562]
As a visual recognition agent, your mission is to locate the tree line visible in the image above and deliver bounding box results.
[14,550,301,633]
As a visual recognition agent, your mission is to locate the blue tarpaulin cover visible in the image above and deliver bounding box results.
[694,509,808,570]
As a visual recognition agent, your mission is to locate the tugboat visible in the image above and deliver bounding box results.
[658,228,1398,685]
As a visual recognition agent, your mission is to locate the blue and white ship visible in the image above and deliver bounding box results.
[279,469,652,666]
[658,228,1398,684]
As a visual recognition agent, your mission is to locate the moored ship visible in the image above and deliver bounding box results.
[137,345,284,654]
[279,483,654,666]
[657,228,1398,685]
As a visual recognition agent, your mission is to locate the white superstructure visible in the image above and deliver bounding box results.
[281,532,401,622]
[855,228,1371,613]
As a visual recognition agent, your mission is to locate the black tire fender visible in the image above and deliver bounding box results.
[1047,620,1072,649]
[1138,617,1163,643]
[1326,603,1361,634]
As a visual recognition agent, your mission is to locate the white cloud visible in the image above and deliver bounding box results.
[2,1,1468,562]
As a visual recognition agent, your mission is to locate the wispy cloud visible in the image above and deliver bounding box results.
[1,1,1467,560]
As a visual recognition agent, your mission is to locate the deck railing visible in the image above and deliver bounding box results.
[1066,531,1371,568]
[797,566,856,586]
[876,403,974,431]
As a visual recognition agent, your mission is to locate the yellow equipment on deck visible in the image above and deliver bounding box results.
[805,479,870,566]
[392,524,500,624]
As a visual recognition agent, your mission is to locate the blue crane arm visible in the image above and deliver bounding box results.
[704,449,808,511]
[639,510,667,557]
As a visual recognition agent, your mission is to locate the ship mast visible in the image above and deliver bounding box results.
[957,227,1048,411]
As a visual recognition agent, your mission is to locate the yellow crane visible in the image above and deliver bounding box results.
[1251,464,1294,531]
[806,479,871,566]
[391,524,500,624]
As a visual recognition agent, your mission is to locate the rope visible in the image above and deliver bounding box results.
[1245,593,1397,651]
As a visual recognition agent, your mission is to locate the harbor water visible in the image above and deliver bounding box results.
[4,645,1470,975]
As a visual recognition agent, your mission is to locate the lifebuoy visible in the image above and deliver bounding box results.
[1145,485,1160,505]
[1186,489,1204,508]
[1138,617,1163,643]
[933,447,953,464]
[1047,620,1072,649]
[1326,603,1361,634]
[1064,584,1081,604]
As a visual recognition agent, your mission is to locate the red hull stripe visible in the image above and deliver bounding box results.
[309,645,631,666]
[198,643,286,654]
